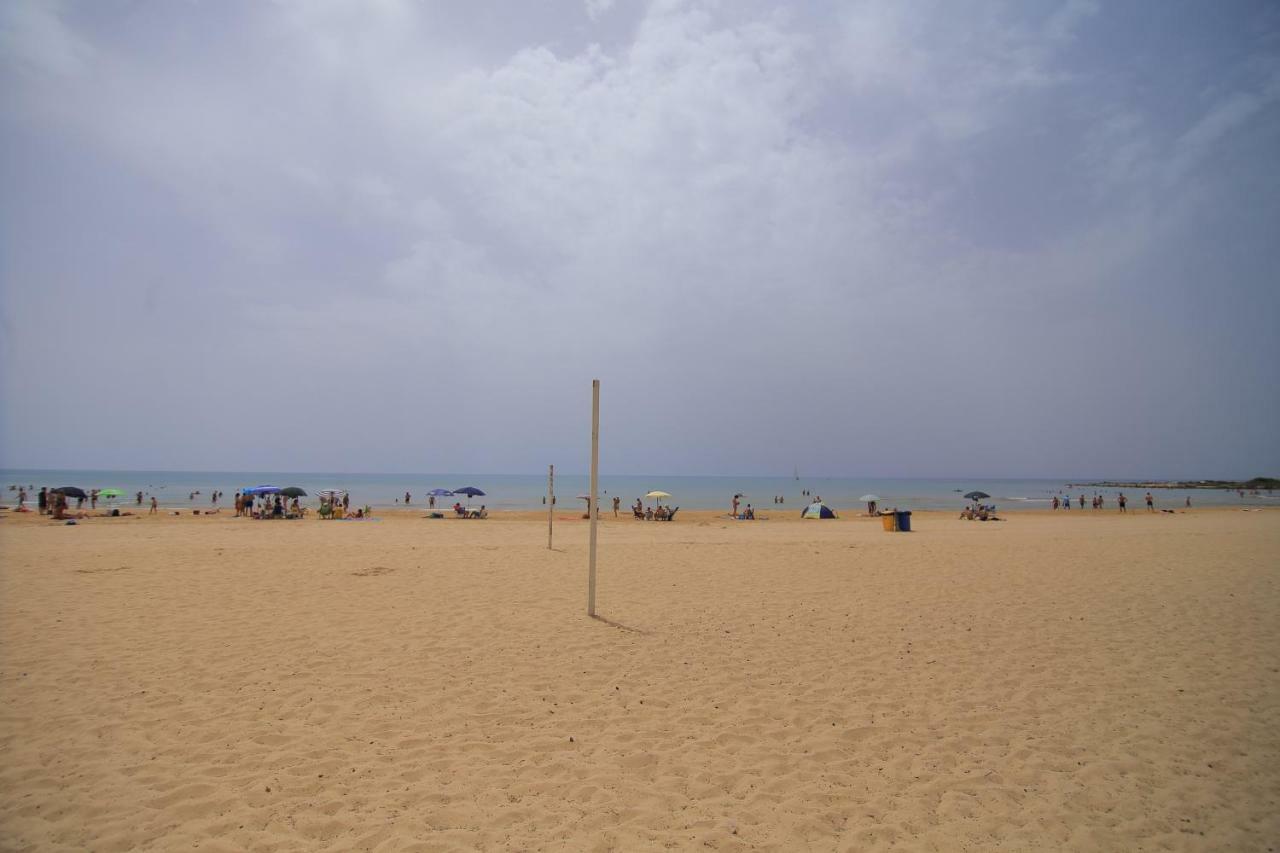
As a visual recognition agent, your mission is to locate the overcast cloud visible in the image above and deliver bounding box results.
[2,0,1277,478]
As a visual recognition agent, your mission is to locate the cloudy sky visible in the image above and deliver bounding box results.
[1,0,1277,478]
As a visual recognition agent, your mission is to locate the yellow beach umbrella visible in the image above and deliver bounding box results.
[645,490,671,504]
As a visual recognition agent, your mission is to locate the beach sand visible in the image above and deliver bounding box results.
[1,507,1277,851]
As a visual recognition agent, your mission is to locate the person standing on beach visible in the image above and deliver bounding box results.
[37,487,47,515]
[1079,494,1085,509]
[612,496,620,517]
[342,493,350,513]
[17,488,27,510]
[731,495,740,517]
[1118,493,1127,512]
[1185,496,1192,508]
[405,491,411,505]
[149,496,157,515]
[1145,492,1154,512]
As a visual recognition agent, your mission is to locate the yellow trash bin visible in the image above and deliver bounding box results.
[881,513,897,532]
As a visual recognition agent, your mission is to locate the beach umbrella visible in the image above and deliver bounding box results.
[317,489,347,500]
[964,491,990,501]
[98,488,123,499]
[280,487,307,498]
[243,485,282,496]
[453,486,485,498]
[645,490,671,504]
[55,486,87,499]
[733,492,745,499]
[426,488,455,497]
[859,494,881,502]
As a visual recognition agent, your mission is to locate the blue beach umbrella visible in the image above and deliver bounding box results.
[427,488,455,497]
[243,485,282,496]
[452,486,485,499]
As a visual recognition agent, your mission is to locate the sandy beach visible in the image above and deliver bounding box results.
[1,507,1277,851]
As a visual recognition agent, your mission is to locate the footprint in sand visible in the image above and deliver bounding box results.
[352,566,396,577]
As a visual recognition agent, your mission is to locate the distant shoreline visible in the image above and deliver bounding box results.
[1076,478,1278,491]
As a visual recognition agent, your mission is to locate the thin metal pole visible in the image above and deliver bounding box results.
[547,464,554,550]
[587,379,600,616]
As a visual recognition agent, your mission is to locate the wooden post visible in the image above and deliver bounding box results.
[587,379,600,616]
[547,464,554,550]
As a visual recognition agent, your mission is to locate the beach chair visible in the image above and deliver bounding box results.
[318,503,332,520]
[663,507,680,522]
[633,507,645,519]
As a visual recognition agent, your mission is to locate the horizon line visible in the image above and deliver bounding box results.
[1,465,1268,483]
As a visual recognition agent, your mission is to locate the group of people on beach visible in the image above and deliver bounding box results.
[234,491,304,518]
[1051,491,1172,512]
[13,486,158,519]
[632,498,672,520]
[1052,493,1118,510]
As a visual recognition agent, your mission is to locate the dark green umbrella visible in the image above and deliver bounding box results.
[280,487,308,498]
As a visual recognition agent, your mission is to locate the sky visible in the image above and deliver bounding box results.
[1,0,1278,479]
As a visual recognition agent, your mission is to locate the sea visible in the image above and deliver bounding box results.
[3,469,1274,512]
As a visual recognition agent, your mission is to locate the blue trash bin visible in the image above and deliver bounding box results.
[895,510,912,532]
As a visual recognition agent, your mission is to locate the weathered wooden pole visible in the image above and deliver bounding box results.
[547,464,554,550]
[587,379,600,616]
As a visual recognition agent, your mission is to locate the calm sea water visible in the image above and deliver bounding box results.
[3,469,1274,512]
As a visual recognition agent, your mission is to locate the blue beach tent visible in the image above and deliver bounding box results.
[801,501,837,519]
